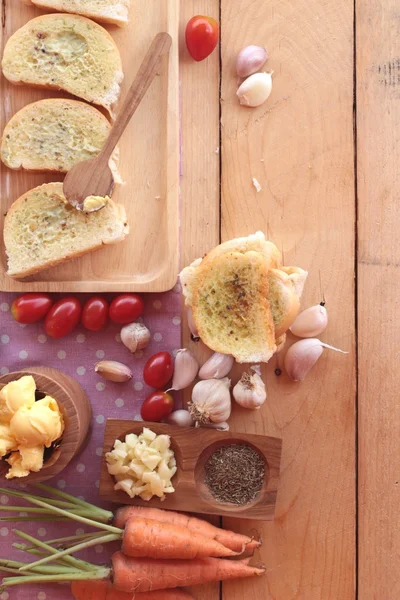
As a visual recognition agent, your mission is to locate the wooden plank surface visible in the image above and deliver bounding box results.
[219,0,356,598]
[357,0,400,597]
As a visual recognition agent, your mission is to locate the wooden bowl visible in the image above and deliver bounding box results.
[0,366,92,483]
[99,419,282,521]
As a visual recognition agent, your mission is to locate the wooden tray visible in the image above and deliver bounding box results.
[0,1,179,292]
[0,367,92,482]
[99,420,282,521]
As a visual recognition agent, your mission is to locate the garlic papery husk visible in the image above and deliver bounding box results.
[121,323,151,353]
[233,371,267,409]
[290,303,328,338]
[201,421,230,431]
[189,378,231,424]
[284,338,348,382]
[171,349,199,390]
[237,72,273,107]
[236,45,268,78]
[95,361,133,383]
[198,352,234,380]
[275,334,287,353]
[187,307,200,342]
[166,409,194,427]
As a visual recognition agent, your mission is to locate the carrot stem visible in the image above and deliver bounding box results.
[0,487,76,509]
[0,558,71,575]
[1,567,110,589]
[34,484,112,521]
[13,543,93,571]
[0,516,68,522]
[26,531,105,548]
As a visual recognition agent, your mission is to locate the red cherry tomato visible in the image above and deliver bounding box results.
[143,352,174,388]
[44,297,82,339]
[185,15,219,62]
[82,297,109,331]
[11,293,53,324]
[109,294,145,325]
[141,391,174,422]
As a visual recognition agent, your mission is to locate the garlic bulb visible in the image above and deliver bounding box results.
[233,370,267,409]
[121,323,151,353]
[187,307,200,341]
[166,410,194,427]
[290,303,328,338]
[171,349,199,390]
[236,45,268,78]
[237,72,273,107]
[189,378,231,424]
[285,338,348,382]
[199,352,234,380]
[95,361,132,383]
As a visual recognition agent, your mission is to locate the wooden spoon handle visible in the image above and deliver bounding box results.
[101,32,172,160]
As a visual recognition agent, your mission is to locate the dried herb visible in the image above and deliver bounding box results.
[204,444,265,506]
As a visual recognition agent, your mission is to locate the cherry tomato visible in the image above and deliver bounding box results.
[109,294,145,324]
[185,15,219,62]
[141,391,174,422]
[11,293,53,324]
[143,351,174,388]
[82,296,109,331]
[44,297,82,339]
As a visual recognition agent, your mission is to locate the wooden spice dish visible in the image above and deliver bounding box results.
[0,367,92,482]
[99,419,282,521]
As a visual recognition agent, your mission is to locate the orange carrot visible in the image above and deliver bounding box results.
[114,506,260,552]
[122,517,237,559]
[71,580,194,600]
[111,551,265,593]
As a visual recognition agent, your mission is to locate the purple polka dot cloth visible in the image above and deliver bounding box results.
[0,287,181,600]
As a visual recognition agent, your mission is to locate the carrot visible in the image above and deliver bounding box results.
[71,580,194,600]
[111,551,265,593]
[114,506,260,553]
[122,517,237,559]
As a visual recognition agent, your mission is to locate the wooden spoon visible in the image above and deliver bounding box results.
[63,32,172,212]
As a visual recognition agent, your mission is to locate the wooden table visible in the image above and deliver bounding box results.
[181,0,397,598]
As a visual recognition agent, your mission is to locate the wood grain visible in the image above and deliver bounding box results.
[0,1,179,292]
[357,0,400,597]
[219,0,356,598]
[0,367,91,482]
[100,420,281,521]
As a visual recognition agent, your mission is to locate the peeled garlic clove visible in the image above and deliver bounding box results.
[233,371,267,409]
[189,378,231,424]
[95,361,133,383]
[284,338,348,382]
[290,303,328,338]
[171,349,199,390]
[199,352,234,380]
[237,72,273,107]
[187,307,200,342]
[166,409,194,427]
[236,45,268,78]
[121,323,151,353]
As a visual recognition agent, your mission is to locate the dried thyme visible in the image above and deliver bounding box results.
[204,444,265,506]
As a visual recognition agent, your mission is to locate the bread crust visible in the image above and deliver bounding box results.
[30,0,130,26]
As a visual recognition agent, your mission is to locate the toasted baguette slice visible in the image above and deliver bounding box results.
[192,251,277,363]
[1,99,120,180]
[2,14,123,114]
[4,183,128,279]
[27,0,131,26]
[268,269,302,337]
[202,231,281,269]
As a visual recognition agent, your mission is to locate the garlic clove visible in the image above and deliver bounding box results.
[237,72,273,107]
[187,307,200,342]
[290,303,328,338]
[201,421,230,431]
[189,378,232,424]
[95,360,133,383]
[170,349,199,391]
[166,409,194,427]
[236,45,268,78]
[121,323,151,353]
[199,352,234,380]
[284,338,348,382]
[233,371,267,409]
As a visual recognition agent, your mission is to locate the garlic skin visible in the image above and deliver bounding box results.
[237,72,273,107]
[187,307,200,341]
[95,361,133,383]
[199,352,234,380]
[166,410,194,427]
[285,338,348,382]
[121,323,151,353]
[290,303,328,338]
[171,349,199,391]
[233,371,267,409]
[275,333,287,353]
[236,45,268,78]
[201,421,230,431]
[189,378,231,424]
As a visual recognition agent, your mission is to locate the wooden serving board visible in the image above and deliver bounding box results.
[100,419,282,521]
[0,1,179,292]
